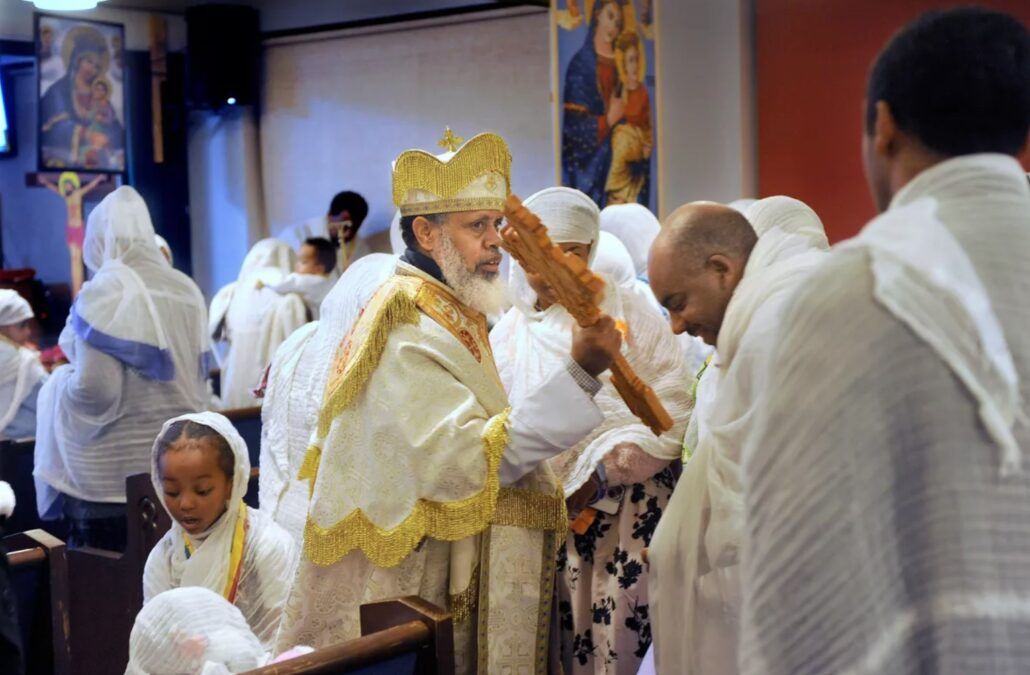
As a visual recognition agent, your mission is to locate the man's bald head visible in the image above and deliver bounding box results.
[648,202,757,346]
[657,202,757,271]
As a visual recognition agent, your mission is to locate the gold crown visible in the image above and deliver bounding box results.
[391,129,512,217]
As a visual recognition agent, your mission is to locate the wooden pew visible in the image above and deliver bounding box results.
[4,528,71,675]
[222,405,263,508]
[241,596,454,675]
[65,473,170,675]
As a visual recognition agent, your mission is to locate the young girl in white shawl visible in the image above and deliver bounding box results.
[34,186,210,551]
[144,411,297,649]
[490,187,693,675]
[209,239,308,409]
[0,290,46,441]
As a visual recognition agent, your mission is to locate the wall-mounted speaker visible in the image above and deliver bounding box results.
[186,4,260,110]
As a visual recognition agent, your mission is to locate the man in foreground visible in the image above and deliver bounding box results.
[738,8,1030,674]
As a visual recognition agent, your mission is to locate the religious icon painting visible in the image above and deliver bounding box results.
[553,0,660,214]
[35,13,127,174]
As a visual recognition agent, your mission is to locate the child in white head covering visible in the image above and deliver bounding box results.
[143,412,298,649]
[0,290,46,441]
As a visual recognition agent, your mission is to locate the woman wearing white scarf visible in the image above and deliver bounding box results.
[647,197,828,675]
[144,412,297,649]
[209,239,308,409]
[34,187,209,550]
[0,290,46,441]
[490,187,692,675]
[259,253,396,543]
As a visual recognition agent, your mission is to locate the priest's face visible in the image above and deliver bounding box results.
[648,241,741,346]
[427,210,508,315]
[436,210,505,278]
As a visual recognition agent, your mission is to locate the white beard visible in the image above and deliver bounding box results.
[438,232,509,317]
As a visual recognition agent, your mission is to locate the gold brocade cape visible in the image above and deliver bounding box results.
[283,262,566,674]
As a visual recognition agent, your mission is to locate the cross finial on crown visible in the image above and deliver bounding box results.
[437,127,465,153]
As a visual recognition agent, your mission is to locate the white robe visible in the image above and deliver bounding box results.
[209,239,308,409]
[278,262,604,673]
[34,187,209,513]
[143,412,298,650]
[267,272,335,320]
[739,154,1030,675]
[649,222,828,674]
[259,254,397,544]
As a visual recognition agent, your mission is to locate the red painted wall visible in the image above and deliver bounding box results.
[756,1,1030,243]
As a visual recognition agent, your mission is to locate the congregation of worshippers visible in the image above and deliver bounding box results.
[0,1,1028,674]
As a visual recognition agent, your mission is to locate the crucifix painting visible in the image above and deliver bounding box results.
[36,171,107,297]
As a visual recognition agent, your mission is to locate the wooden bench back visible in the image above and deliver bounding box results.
[4,528,71,675]
[241,596,454,675]
[65,473,170,674]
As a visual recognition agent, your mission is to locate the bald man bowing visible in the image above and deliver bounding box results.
[645,199,829,674]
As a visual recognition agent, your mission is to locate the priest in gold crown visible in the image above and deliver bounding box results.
[276,129,624,673]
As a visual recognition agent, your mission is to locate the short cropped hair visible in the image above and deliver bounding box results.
[865,7,1030,158]
[304,237,337,274]
[327,191,369,227]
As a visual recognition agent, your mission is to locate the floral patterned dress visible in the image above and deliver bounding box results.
[558,466,678,674]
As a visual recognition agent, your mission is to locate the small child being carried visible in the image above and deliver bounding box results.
[258,237,336,319]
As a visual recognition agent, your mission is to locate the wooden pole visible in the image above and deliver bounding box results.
[149,16,168,164]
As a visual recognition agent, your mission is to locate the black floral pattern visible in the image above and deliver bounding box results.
[559,599,574,632]
[573,512,613,564]
[631,496,663,546]
[559,472,676,674]
[572,627,597,666]
[625,599,652,658]
[592,596,616,626]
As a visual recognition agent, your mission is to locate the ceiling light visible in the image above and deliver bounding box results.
[24,0,107,11]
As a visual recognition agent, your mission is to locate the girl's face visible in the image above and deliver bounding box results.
[597,3,623,45]
[526,241,592,310]
[159,438,233,535]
